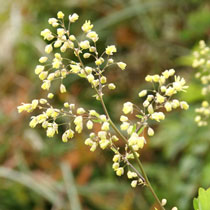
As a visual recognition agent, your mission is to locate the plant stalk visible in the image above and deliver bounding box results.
[76,51,165,210]
[97,92,165,210]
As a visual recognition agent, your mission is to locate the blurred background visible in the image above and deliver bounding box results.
[0,0,210,209]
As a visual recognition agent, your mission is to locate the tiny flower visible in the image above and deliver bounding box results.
[39,71,48,80]
[69,35,76,41]
[77,107,86,114]
[117,62,127,70]
[120,115,128,122]
[101,122,110,131]
[168,69,175,76]
[46,127,56,137]
[41,81,51,90]
[202,101,209,107]
[47,93,54,99]
[111,135,119,141]
[98,131,107,140]
[47,73,55,81]
[89,110,99,117]
[95,58,104,65]
[120,122,130,130]
[85,138,93,146]
[112,162,119,170]
[152,75,160,82]
[132,172,138,177]
[57,11,64,19]
[108,83,116,90]
[100,76,107,84]
[80,40,90,49]
[70,64,81,73]
[54,40,62,48]
[123,102,133,114]
[148,104,154,114]
[40,99,47,104]
[41,29,53,40]
[161,86,167,92]
[145,75,153,82]
[74,116,83,133]
[180,101,189,110]
[29,118,38,128]
[69,13,79,22]
[39,56,48,63]
[60,84,66,93]
[146,94,153,101]
[48,18,58,27]
[99,139,110,150]
[82,20,93,33]
[113,154,120,162]
[139,90,147,97]
[35,65,44,75]
[131,180,138,188]
[83,53,91,59]
[162,70,170,79]
[105,45,117,55]
[64,102,69,108]
[87,31,99,42]
[127,171,133,179]
[171,99,180,109]
[156,93,165,104]
[143,100,149,107]
[150,112,165,122]
[57,28,65,37]
[161,199,167,206]
[148,127,154,136]
[89,46,96,52]
[128,133,145,150]
[165,87,176,96]
[108,58,114,64]
[116,167,124,176]
[165,102,172,112]
[86,120,93,129]
[45,44,53,54]
[90,142,97,152]
[87,74,94,83]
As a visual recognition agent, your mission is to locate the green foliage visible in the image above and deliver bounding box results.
[1,0,210,209]
[193,188,210,210]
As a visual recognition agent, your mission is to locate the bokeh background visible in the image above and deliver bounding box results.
[0,0,210,209]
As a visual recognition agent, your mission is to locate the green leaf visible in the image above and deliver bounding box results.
[136,115,143,119]
[61,163,82,210]
[193,187,210,210]
[193,198,199,210]
[92,119,101,123]
[132,124,137,134]
[137,126,145,135]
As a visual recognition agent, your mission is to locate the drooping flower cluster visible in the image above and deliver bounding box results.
[108,70,189,187]
[120,69,189,142]
[192,40,210,126]
[18,11,189,190]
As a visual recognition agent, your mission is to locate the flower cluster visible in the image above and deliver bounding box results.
[35,11,126,95]
[120,69,189,144]
[18,11,189,192]
[192,40,210,126]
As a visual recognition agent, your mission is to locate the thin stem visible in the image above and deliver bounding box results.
[97,92,165,210]
[75,49,164,210]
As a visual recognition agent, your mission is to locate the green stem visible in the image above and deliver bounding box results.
[97,92,165,210]
[76,51,164,210]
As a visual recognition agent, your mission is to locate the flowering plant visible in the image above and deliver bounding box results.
[192,40,210,126]
[18,11,189,210]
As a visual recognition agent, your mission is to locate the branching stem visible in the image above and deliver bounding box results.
[76,50,165,210]
[97,91,165,210]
